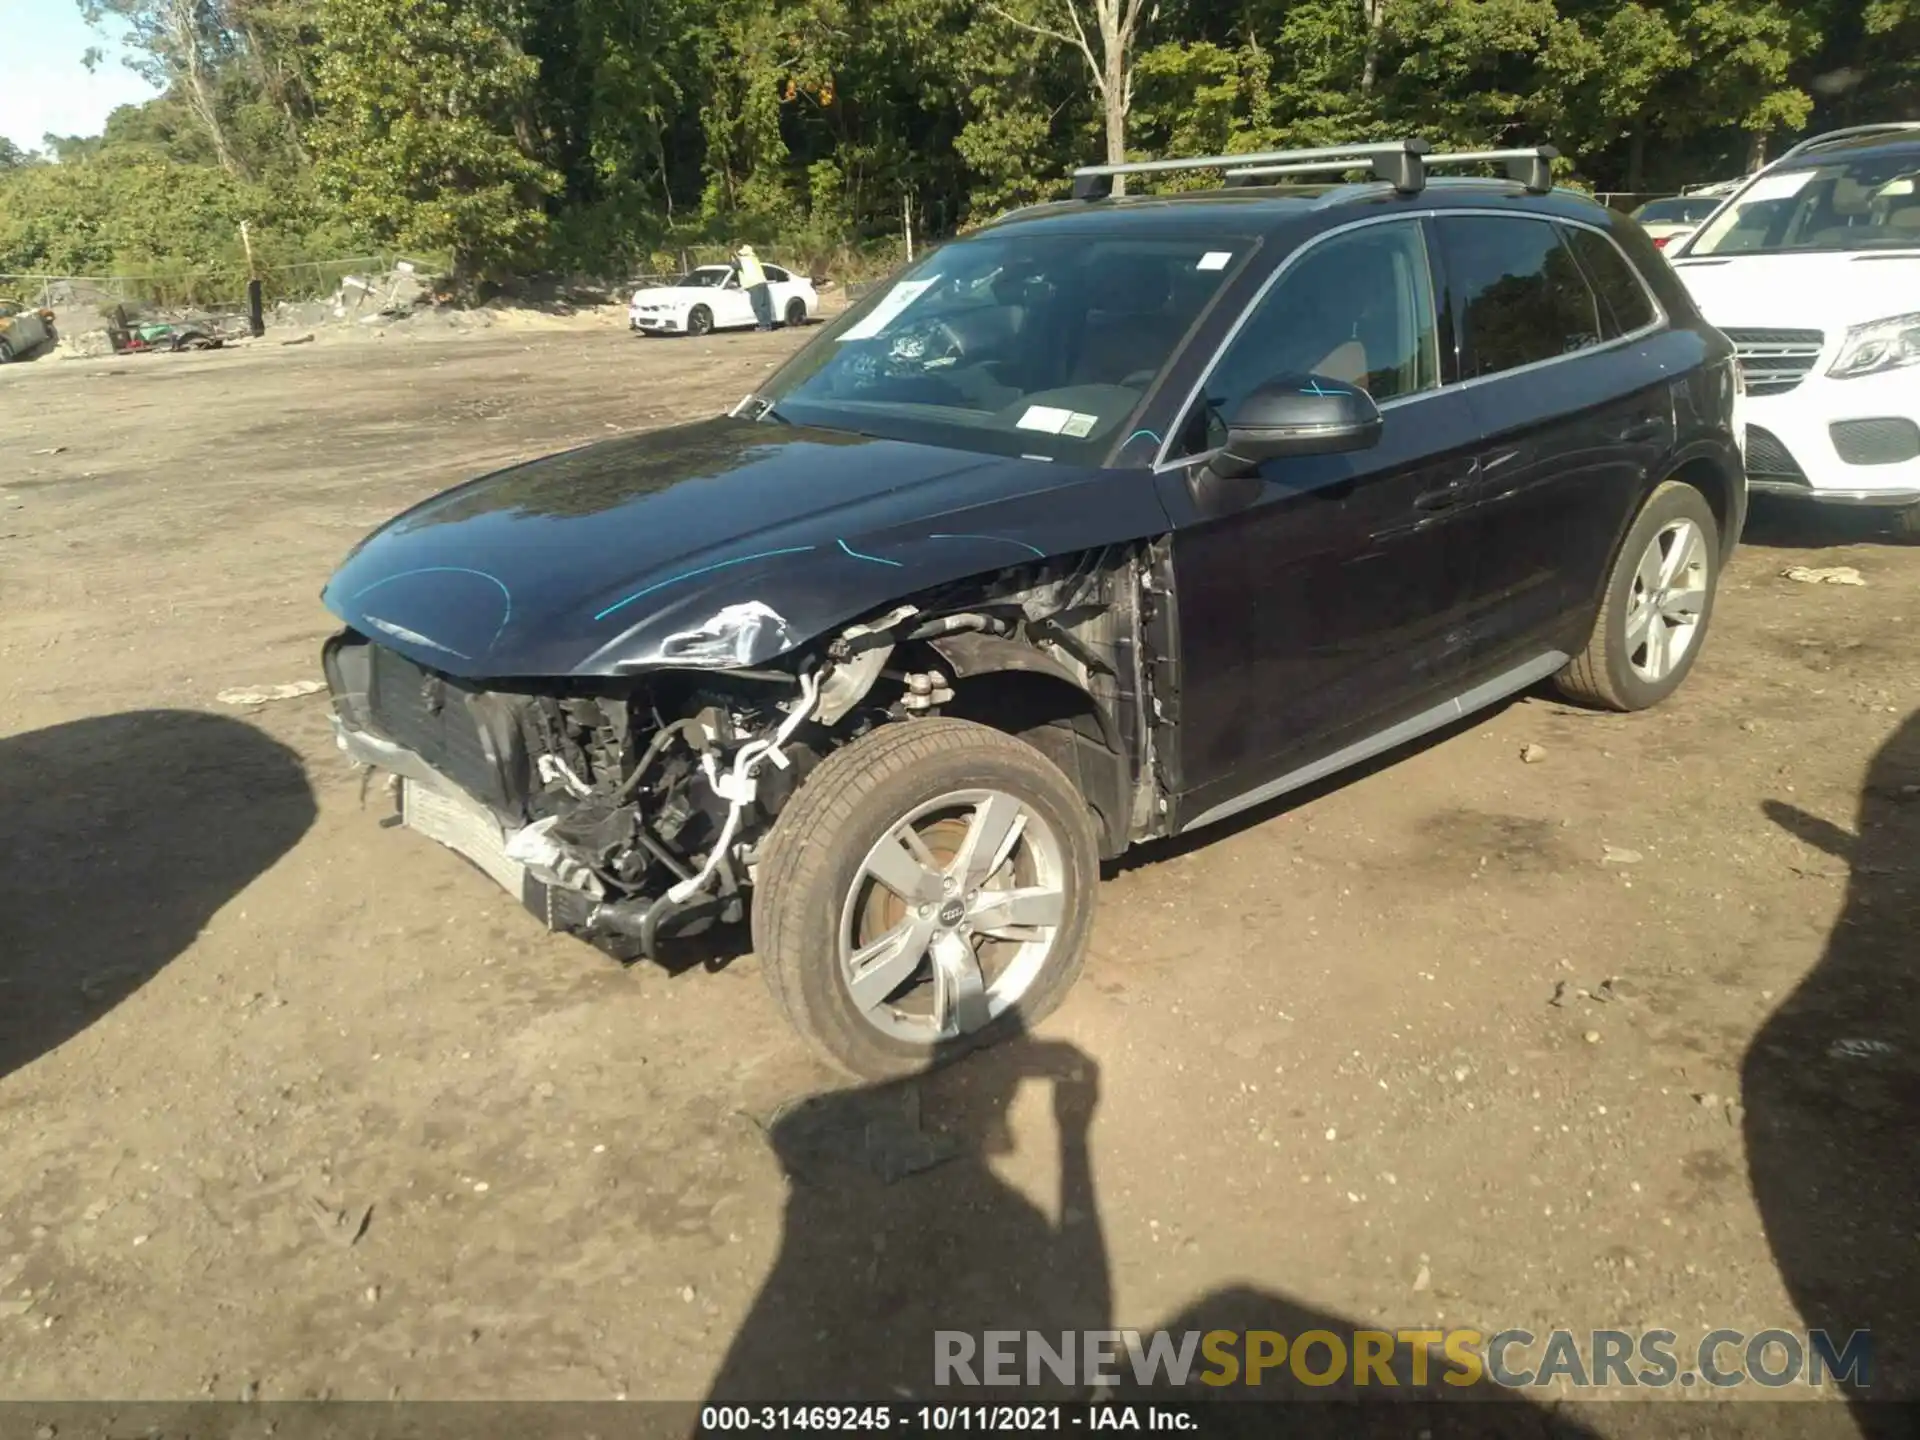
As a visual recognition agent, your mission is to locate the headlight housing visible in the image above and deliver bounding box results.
[1829,312,1920,380]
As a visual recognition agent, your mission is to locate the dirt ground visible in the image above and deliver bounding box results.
[2,321,1916,1424]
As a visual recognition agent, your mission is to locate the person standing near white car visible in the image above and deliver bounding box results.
[1666,123,1920,537]
[737,244,774,332]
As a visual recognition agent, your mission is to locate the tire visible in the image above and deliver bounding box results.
[1557,478,1721,711]
[0,338,14,364]
[783,298,807,328]
[753,718,1100,1079]
[686,305,713,338]
[1891,503,1920,542]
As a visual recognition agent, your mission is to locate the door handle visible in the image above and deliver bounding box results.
[1617,417,1663,444]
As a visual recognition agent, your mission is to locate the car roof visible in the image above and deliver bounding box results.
[1775,131,1920,170]
[979,177,1620,240]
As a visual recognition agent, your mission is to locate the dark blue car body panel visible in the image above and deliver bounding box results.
[322,419,1172,679]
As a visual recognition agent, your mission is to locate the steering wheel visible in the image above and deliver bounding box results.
[834,317,967,394]
[886,318,965,370]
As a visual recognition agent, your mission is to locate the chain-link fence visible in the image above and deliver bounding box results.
[0,254,428,317]
[0,254,447,352]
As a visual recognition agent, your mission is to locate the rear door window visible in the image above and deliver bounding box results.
[1435,215,1606,378]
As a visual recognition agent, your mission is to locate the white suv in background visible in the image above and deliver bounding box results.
[1668,124,1920,535]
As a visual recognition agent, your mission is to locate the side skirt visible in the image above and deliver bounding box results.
[1174,650,1570,837]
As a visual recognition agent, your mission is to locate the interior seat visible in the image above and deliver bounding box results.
[1068,257,1189,387]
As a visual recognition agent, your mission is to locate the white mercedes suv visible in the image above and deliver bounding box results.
[1668,124,1920,536]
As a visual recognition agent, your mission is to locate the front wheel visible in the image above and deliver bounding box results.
[1891,503,1920,543]
[752,719,1100,1079]
[0,338,14,364]
[686,305,713,337]
[1557,478,1721,711]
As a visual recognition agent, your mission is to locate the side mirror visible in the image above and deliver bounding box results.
[1211,375,1384,479]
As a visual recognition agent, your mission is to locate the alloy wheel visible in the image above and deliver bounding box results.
[837,788,1067,1044]
[1624,517,1709,683]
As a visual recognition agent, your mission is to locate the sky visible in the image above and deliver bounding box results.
[0,0,159,153]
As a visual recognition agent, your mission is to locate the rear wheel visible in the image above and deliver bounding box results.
[783,298,807,328]
[1557,479,1720,711]
[686,305,713,337]
[753,719,1099,1079]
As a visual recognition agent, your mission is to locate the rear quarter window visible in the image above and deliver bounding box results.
[1559,224,1659,338]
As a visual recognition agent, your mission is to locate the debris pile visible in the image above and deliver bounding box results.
[330,262,430,324]
[58,304,251,360]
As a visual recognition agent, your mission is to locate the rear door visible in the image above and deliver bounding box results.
[1432,214,1672,670]
[1158,218,1488,821]
[763,264,799,316]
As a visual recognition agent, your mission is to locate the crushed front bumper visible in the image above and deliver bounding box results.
[323,627,720,956]
[332,712,723,955]
[331,713,571,925]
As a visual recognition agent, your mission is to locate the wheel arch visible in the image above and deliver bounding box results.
[1663,443,1746,561]
[1580,444,1743,629]
[923,632,1133,860]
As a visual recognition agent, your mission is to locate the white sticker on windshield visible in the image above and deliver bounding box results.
[1197,251,1233,271]
[1016,405,1074,434]
[1060,412,1098,438]
[1737,171,1815,204]
[837,278,939,341]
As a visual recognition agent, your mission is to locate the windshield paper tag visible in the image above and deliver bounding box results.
[1060,412,1098,438]
[1016,405,1073,434]
[1739,171,1814,204]
[837,278,939,341]
[1197,251,1233,271]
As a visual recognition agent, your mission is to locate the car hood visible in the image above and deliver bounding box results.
[1671,250,1920,332]
[321,417,1171,679]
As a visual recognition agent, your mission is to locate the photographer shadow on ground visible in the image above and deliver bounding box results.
[0,709,315,1084]
[705,1025,1111,1402]
[705,1019,1603,1437]
[1752,707,1920,1426]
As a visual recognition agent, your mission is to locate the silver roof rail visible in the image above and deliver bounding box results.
[1771,122,1920,168]
[1224,146,1558,195]
[1071,140,1427,200]
[1068,138,1557,200]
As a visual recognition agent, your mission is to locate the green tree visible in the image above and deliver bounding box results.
[308,0,558,281]
[82,0,249,174]
[984,0,1157,191]
[8,0,1907,297]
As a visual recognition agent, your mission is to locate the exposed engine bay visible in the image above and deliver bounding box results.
[322,544,1176,958]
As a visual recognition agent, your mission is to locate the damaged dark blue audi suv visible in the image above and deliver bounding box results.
[321,138,1744,1077]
